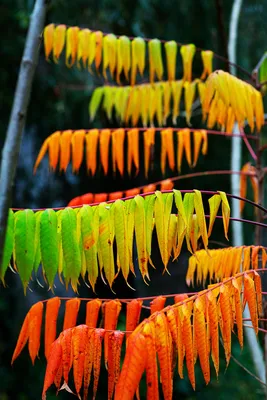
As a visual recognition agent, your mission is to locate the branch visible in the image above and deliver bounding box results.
[0,0,48,267]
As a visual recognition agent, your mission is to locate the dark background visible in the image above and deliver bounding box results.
[1,0,267,399]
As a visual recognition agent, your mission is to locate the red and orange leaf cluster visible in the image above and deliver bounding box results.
[39,270,262,399]
[44,24,213,84]
[68,179,174,207]
[240,162,258,213]
[186,245,267,286]
[33,128,208,176]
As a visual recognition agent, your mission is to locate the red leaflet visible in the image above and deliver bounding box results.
[42,338,62,400]
[63,298,81,330]
[83,328,95,400]
[85,299,102,328]
[174,294,188,304]
[103,300,122,367]
[60,328,73,383]
[150,296,166,314]
[11,313,30,364]
[45,297,61,360]
[72,325,89,397]
[108,331,125,400]
[125,299,143,339]
[28,302,43,365]
[93,328,105,400]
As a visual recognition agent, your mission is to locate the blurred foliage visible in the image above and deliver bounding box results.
[0,0,267,399]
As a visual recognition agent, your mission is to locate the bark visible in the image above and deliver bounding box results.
[0,0,48,267]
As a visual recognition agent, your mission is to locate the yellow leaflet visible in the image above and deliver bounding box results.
[125,87,136,124]
[183,193,195,254]
[66,26,80,67]
[140,85,149,126]
[173,190,187,259]
[119,86,131,122]
[88,31,97,70]
[190,214,200,253]
[131,37,146,85]
[148,39,163,83]
[103,34,117,79]
[154,191,173,271]
[116,35,131,83]
[200,51,213,80]
[94,30,103,70]
[89,87,104,121]
[77,29,91,68]
[218,191,230,240]
[207,92,219,129]
[43,24,54,60]
[207,194,221,237]
[197,81,206,109]
[155,84,163,126]
[134,195,149,282]
[53,24,66,63]
[184,80,197,125]
[165,40,177,81]
[202,73,216,118]
[148,85,157,126]
[114,200,130,285]
[168,214,177,258]
[125,199,136,275]
[171,80,183,124]
[132,87,142,126]
[103,86,116,120]
[194,190,208,250]
[180,44,196,82]
[144,194,156,266]
[98,203,115,289]
[162,82,172,125]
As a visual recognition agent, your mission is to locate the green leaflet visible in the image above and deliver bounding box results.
[168,214,177,257]
[148,39,163,82]
[207,194,221,237]
[218,191,230,240]
[144,194,156,266]
[14,210,36,292]
[194,190,208,250]
[89,87,104,121]
[134,195,149,282]
[33,211,42,273]
[60,207,81,291]
[154,191,173,270]
[40,209,59,287]
[125,198,136,275]
[80,205,99,292]
[0,209,14,282]
[183,192,195,254]
[114,200,130,284]
[98,202,115,289]
[56,210,65,282]
[173,190,187,259]
[103,86,116,120]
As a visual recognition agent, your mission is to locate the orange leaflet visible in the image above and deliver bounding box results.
[243,274,258,334]
[114,332,147,400]
[72,325,89,397]
[104,300,122,367]
[109,191,123,201]
[142,321,159,400]
[86,299,102,328]
[112,128,125,176]
[11,313,30,364]
[63,298,81,330]
[45,297,61,360]
[93,328,105,400]
[166,308,178,346]
[127,128,139,175]
[125,299,143,339]
[251,246,260,269]
[161,128,175,175]
[33,137,50,174]
[181,303,195,389]
[86,129,99,176]
[100,129,111,175]
[207,291,219,376]
[53,24,66,63]
[43,24,54,60]
[253,271,263,316]
[219,285,231,365]
[150,296,166,314]
[142,183,156,193]
[160,179,174,191]
[59,130,73,172]
[108,331,125,400]
[174,294,188,304]
[194,297,210,384]
[232,278,243,349]
[71,130,86,173]
[28,302,43,365]
[66,26,80,67]
[94,193,108,203]
[42,338,62,400]
[144,128,155,178]
[94,31,103,70]
[240,162,250,213]
[83,328,95,400]
[155,313,173,400]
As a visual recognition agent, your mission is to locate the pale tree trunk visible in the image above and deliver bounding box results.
[0,0,48,267]
[229,0,266,385]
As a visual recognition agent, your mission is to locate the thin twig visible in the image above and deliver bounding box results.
[230,353,266,387]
